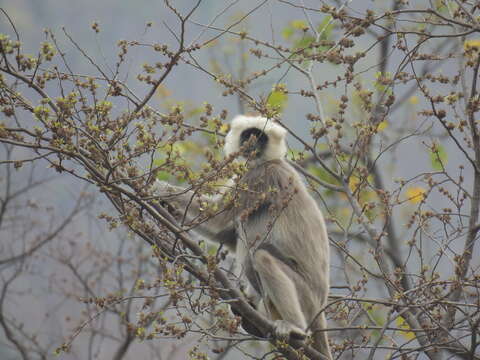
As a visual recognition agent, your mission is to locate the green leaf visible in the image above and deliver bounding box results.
[308,164,338,186]
[372,72,393,97]
[281,26,294,39]
[294,35,315,50]
[287,149,301,160]
[317,15,334,40]
[155,171,171,181]
[267,90,288,113]
[430,143,448,170]
[434,0,448,13]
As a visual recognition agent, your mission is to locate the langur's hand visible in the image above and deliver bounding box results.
[153,180,176,197]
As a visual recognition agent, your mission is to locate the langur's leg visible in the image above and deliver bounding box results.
[253,249,308,339]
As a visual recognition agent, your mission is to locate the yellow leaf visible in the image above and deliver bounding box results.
[349,175,360,192]
[396,316,416,340]
[339,207,350,218]
[204,39,219,48]
[220,123,229,134]
[409,96,419,105]
[377,120,388,131]
[156,84,171,98]
[136,327,145,336]
[406,187,425,204]
[464,39,480,50]
[291,20,308,30]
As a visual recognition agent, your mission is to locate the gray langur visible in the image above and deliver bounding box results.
[155,115,331,359]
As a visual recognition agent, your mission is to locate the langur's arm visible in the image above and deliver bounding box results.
[154,181,237,250]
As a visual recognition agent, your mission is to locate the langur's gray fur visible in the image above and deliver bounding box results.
[156,115,332,359]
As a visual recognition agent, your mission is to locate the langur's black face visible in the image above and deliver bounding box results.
[240,127,268,159]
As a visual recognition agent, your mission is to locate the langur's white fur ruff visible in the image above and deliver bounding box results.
[224,115,287,160]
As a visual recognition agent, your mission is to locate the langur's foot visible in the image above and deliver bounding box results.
[274,320,306,341]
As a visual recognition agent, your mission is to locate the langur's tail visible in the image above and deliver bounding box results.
[311,313,332,360]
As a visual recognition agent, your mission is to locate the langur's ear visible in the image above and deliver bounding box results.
[265,122,287,141]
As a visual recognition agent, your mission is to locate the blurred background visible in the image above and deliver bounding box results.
[1,0,479,359]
